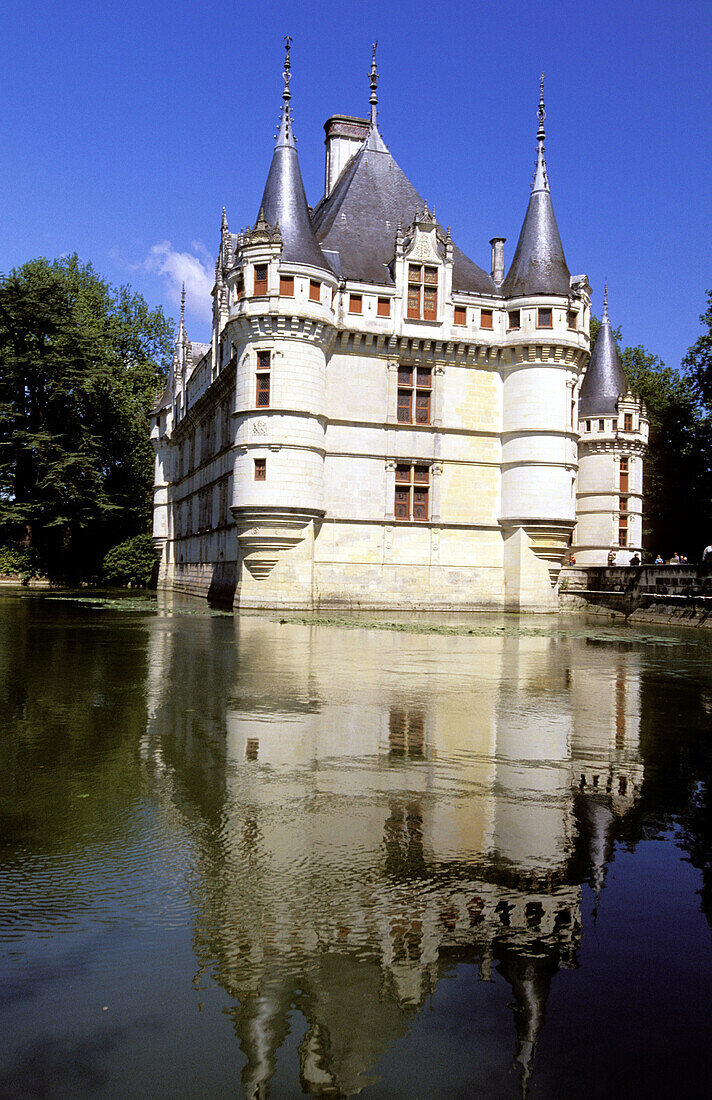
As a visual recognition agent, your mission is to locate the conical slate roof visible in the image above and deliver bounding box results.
[502,81,570,298]
[579,291,629,417]
[312,125,495,293]
[257,47,331,273]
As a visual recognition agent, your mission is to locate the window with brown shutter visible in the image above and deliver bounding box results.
[309,280,320,302]
[394,464,429,521]
[397,367,431,424]
[349,293,362,314]
[236,273,245,300]
[567,310,578,330]
[619,457,629,492]
[279,275,294,297]
[407,265,438,321]
[480,309,493,329]
[618,514,628,547]
[254,264,268,295]
[256,351,270,407]
[624,413,633,431]
[377,297,391,317]
[254,458,266,481]
[454,306,466,325]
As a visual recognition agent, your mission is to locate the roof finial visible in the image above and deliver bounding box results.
[603,281,609,322]
[537,72,546,141]
[180,282,185,324]
[369,41,379,127]
[282,35,292,103]
[532,72,549,193]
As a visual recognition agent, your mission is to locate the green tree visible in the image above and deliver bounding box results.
[683,289,712,409]
[0,255,173,579]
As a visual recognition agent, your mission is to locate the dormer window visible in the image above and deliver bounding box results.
[508,310,520,331]
[254,264,268,295]
[537,308,553,329]
[407,264,438,321]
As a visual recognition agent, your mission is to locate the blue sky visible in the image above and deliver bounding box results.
[2,0,710,369]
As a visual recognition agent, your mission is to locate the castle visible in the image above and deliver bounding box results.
[151,43,648,611]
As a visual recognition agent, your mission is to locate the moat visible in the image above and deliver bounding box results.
[1,590,712,1097]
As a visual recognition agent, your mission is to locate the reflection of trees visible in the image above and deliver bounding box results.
[0,595,149,851]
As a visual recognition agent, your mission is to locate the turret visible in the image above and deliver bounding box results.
[227,38,337,604]
[499,77,588,609]
[574,286,648,564]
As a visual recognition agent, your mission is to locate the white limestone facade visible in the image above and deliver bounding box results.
[150,51,644,610]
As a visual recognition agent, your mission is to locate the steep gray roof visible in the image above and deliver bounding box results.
[579,301,629,417]
[258,105,332,273]
[312,126,495,293]
[501,87,570,298]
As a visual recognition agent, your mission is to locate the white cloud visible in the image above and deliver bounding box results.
[145,240,214,324]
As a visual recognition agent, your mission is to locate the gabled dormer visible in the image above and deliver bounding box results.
[393,204,452,325]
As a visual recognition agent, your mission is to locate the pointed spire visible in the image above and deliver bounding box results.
[275,35,295,149]
[501,75,570,297]
[178,283,186,341]
[221,206,228,231]
[369,41,379,127]
[255,38,331,271]
[579,285,629,417]
[532,73,549,193]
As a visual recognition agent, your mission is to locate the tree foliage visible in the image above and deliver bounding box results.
[102,533,157,587]
[590,309,712,558]
[0,255,173,579]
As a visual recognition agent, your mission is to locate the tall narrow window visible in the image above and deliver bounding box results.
[453,306,467,326]
[624,413,633,431]
[508,309,520,330]
[309,279,321,302]
[377,297,391,317]
[236,272,245,300]
[256,350,270,407]
[599,419,605,432]
[279,275,294,296]
[407,265,438,320]
[537,307,553,328]
[480,308,493,329]
[349,293,362,314]
[618,514,628,547]
[397,367,431,424]
[394,464,429,520]
[254,458,266,481]
[620,456,629,492]
[254,264,268,295]
[567,310,578,330]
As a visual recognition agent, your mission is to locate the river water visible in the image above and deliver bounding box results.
[1,590,712,1098]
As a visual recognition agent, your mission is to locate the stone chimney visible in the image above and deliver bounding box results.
[323,116,369,197]
[490,237,506,284]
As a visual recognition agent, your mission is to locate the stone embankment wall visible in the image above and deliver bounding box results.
[558,564,712,627]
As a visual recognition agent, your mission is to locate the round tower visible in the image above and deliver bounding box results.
[226,40,337,605]
[575,287,648,565]
[499,77,589,609]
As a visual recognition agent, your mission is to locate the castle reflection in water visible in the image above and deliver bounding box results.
[142,606,644,1097]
